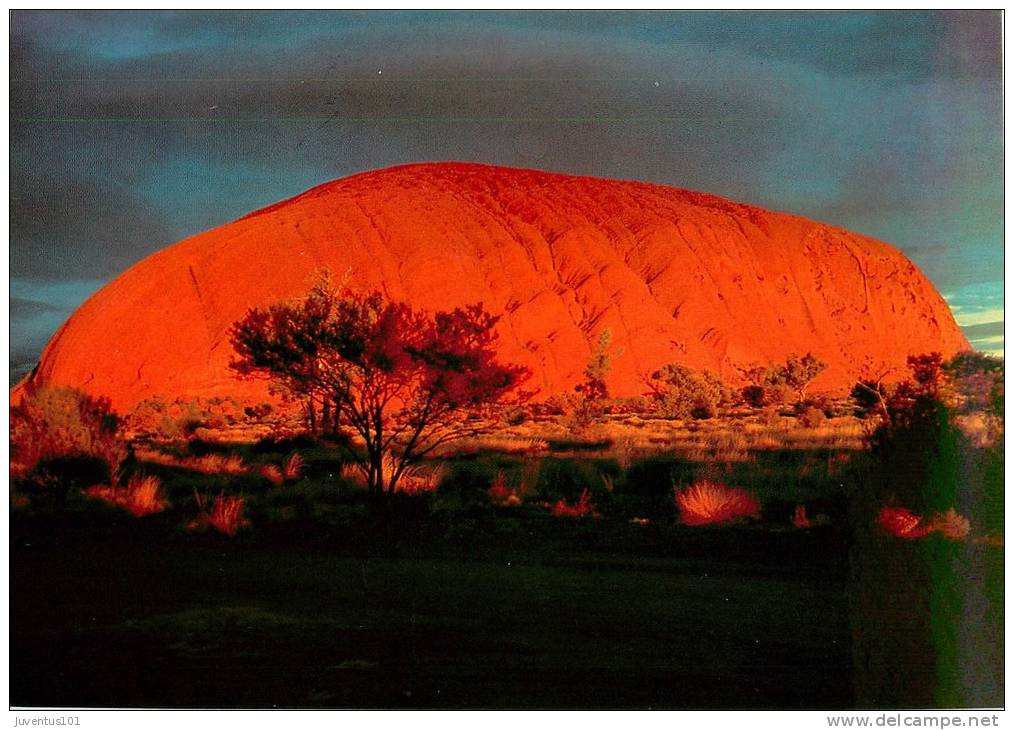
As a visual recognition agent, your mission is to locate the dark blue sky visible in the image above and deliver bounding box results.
[10,10,1003,374]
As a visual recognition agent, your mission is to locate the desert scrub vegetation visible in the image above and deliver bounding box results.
[229,272,528,496]
[846,351,1003,706]
[187,491,250,536]
[648,363,732,419]
[550,488,598,518]
[134,448,248,476]
[674,481,761,526]
[126,395,248,440]
[85,474,168,517]
[741,352,828,406]
[339,453,447,495]
[11,386,127,501]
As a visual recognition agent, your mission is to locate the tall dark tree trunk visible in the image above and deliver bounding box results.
[305,396,317,434]
[367,449,383,495]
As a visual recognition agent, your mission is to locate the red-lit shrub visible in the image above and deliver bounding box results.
[209,494,249,536]
[282,452,304,481]
[11,386,126,484]
[793,504,810,529]
[138,448,248,475]
[488,471,521,507]
[798,406,827,429]
[551,488,597,518]
[877,506,930,539]
[259,464,284,485]
[85,475,167,517]
[191,453,247,475]
[187,491,249,536]
[674,481,760,526]
[879,505,972,542]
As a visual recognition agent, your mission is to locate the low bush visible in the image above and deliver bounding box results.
[674,481,760,526]
[488,471,522,507]
[282,452,305,481]
[437,460,501,509]
[798,406,827,429]
[85,475,167,517]
[650,364,730,419]
[550,489,597,518]
[128,396,243,439]
[187,491,250,536]
[877,505,972,542]
[11,386,126,486]
[260,464,284,486]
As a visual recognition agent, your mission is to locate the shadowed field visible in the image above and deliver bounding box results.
[12,514,852,709]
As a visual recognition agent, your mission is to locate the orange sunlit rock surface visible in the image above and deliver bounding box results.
[18,162,969,411]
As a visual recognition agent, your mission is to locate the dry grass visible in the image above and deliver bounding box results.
[190,453,247,475]
[187,490,249,536]
[674,481,760,526]
[877,506,928,539]
[972,534,1005,547]
[439,434,549,456]
[463,412,870,463]
[339,454,446,494]
[878,505,974,542]
[208,494,249,536]
[339,462,364,485]
[517,459,541,499]
[394,463,447,495]
[488,470,521,507]
[282,453,305,481]
[926,508,971,541]
[135,448,248,476]
[85,475,167,517]
[550,489,597,518]
[259,464,284,486]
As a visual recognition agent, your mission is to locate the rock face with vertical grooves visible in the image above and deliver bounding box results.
[18,162,968,411]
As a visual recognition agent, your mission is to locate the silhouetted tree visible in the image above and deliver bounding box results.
[851,380,890,419]
[229,274,528,495]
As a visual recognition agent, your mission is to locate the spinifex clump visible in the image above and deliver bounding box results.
[674,481,760,526]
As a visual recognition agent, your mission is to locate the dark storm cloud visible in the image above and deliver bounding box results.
[10,297,59,318]
[12,16,809,277]
[10,173,173,279]
[660,11,1001,80]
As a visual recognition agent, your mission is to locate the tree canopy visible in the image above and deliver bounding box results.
[230,274,528,494]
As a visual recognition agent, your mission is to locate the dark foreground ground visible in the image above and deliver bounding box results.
[12,515,852,709]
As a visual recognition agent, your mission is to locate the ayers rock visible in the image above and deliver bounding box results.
[19,162,968,412]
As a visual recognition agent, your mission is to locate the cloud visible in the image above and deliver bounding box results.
[10,172,175,279]
[11,17,810,277]
[952,308,1004,328]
